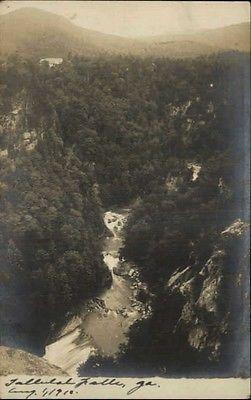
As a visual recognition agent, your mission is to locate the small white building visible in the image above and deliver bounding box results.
[39,58,63,68]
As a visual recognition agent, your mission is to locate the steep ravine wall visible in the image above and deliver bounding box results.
[0,90,111,356]
[165,219,249,376]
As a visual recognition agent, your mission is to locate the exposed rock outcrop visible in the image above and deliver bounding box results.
[166,219,249,371]
[0,346,67,376]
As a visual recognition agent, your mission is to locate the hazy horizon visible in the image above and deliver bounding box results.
[0,1,250,38]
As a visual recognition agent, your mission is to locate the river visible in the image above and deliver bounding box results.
[44,209,149,375]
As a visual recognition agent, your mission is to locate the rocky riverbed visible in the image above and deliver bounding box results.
[44,209,151,375]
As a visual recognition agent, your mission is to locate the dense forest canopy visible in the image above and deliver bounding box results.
[1,52,248,206]
[0,51,249,374]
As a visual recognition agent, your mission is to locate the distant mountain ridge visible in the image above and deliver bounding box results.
[0,7,250,59]
[148,22,250,52]
[0,7,140,58]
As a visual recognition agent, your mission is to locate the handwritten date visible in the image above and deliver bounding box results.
[5,377,160,398]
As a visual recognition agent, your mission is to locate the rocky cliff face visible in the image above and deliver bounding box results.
[166,219,249,375]
[0,346,67,376]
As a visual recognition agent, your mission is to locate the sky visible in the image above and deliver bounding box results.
[0,1,250,37]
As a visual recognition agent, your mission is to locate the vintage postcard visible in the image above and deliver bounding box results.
[0,1,250,398]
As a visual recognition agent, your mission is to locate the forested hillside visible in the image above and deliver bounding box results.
[0,56,112,353]
[0,51,249,374]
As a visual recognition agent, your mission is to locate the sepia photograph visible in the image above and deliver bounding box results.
[0,1,250,398]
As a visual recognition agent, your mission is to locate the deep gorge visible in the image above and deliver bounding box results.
[0,52,249,377]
